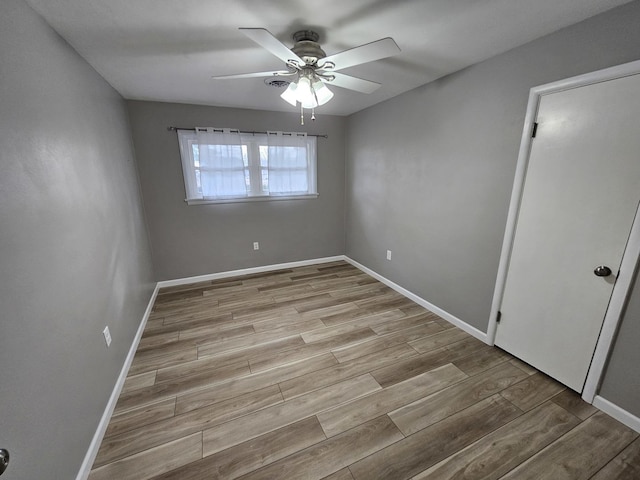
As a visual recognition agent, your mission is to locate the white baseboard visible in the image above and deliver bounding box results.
[156,256,346,288]
[344,257,489,343]
[593,395,640,433]
[76,283,159,480]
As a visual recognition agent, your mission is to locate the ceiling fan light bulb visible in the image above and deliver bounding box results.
[301,88,318,108]
[296,77,316,106]
[312,79,334,106]
[280,82,298,106]
[297,76,311,89]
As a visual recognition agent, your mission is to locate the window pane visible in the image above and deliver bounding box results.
[192,145,200,167]
[196,144,248,197]
[266,145,309,194]
[259,145,268,167]
[269,169,308,194]
[200,169,247,196]
[200,145,245,169]
[267,146,307,168]
[195,169,202,196]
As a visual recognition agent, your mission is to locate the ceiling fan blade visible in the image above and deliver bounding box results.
[240,28,304,66]
[325,72,381,94]
[321,37,400,71]
[212,70,294,80]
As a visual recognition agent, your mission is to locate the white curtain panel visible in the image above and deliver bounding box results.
[266,131,310,195]
[195,127,248,199]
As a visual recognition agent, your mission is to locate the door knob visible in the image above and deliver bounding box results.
[594,265,612,277]
[0,449,8,475]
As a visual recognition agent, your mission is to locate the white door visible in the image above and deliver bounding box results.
[495,73,640,392]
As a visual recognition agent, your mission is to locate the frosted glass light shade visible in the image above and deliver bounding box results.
[300,97,318,109]
[312,79,333,106]
[297,77,318,109]
[280,82,298,106]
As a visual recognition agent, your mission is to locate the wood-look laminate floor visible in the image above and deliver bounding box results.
[89,261,640,480]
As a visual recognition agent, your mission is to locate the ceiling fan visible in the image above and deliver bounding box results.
[213,28,401,122]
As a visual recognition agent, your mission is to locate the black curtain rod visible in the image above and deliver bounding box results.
[167,126,328,139]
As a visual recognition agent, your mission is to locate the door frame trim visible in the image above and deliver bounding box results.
[487,58,640,403]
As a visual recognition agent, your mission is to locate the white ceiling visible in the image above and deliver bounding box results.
[26,0,632,116]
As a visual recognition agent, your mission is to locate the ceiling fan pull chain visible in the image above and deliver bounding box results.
[311,108,316,121]
[300,103,304,125]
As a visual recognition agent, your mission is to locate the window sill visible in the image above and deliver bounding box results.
[185,194,319,205]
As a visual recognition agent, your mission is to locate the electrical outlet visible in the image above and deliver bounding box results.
[386,250,392,261]
[103,326,112,347]
[253,242,260,250]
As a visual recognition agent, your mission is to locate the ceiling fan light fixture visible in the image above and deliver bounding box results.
[280,73,333,110]
[280,82,298,106]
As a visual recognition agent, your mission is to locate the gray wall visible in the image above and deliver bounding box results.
[345,2,640,414]
[346,1,640,331]
[0,1,155,479]
[128,101,346,281]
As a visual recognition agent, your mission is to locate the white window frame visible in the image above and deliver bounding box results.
[177,129,318,205]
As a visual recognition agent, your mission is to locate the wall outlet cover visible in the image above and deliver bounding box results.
[103,326,112,347]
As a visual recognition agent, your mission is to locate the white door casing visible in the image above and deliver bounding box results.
[489,60,640,397]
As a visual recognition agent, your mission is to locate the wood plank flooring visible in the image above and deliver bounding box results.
[89,261,639,480]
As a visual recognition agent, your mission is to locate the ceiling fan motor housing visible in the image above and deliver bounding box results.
[291,30,326,65]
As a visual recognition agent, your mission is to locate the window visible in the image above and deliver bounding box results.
[177,128,317,204]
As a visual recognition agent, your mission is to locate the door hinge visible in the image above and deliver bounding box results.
[496,310,502,323]
[531,122,539,138]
